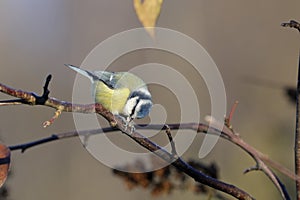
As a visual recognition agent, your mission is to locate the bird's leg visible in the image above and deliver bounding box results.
[126,117,136,134]
[115,115,135,134]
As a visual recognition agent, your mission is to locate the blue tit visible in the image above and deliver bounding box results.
[65,64,153,127]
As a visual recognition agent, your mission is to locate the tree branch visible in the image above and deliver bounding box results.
[295,50,300,200]
[0,77,255,200]
[282,19,300,199]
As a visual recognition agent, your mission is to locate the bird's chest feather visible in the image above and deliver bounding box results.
[93,81,130,114]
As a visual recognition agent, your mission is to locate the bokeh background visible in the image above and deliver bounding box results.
[0,0,299,199]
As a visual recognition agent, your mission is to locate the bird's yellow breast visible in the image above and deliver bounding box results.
[93,81,130,114]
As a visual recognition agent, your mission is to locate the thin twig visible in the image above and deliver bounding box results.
[295,53,300,200]
[0,99,24,106]
[225,101,239,128]
[164,124,178,157]
[282,19,300,199]
[8,128,114,152]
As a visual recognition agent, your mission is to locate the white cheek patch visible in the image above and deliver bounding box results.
[123,97,139,117]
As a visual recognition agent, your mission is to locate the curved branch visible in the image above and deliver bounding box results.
[281,19,300,199]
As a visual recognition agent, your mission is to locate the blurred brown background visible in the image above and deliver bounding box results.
[0,0,299,199]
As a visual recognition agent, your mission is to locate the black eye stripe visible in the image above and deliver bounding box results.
[130,98,140,118]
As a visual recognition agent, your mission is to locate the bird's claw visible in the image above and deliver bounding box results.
[124,118,136,134]
[117,115,136,134]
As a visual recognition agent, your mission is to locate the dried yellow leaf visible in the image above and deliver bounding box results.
[133,0,163,38]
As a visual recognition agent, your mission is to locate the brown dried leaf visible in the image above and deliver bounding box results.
[133,0,163,38]
[0,144,10,188]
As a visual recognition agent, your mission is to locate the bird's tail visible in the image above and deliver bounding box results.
[65,64,96,82]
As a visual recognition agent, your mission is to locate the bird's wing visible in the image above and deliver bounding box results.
[98,72,146,91]
[66,64,146,91]
[93,71,119,89]
[94,71,145,90]
[65,64,117,89]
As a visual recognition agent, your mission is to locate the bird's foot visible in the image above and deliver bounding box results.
[115,115,136,134]
[125,117,136,134]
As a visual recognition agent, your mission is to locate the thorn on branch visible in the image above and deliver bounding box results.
[281,20,300,32]
[225,101,239,129]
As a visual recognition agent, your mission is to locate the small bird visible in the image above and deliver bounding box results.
[65,64,153,129]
